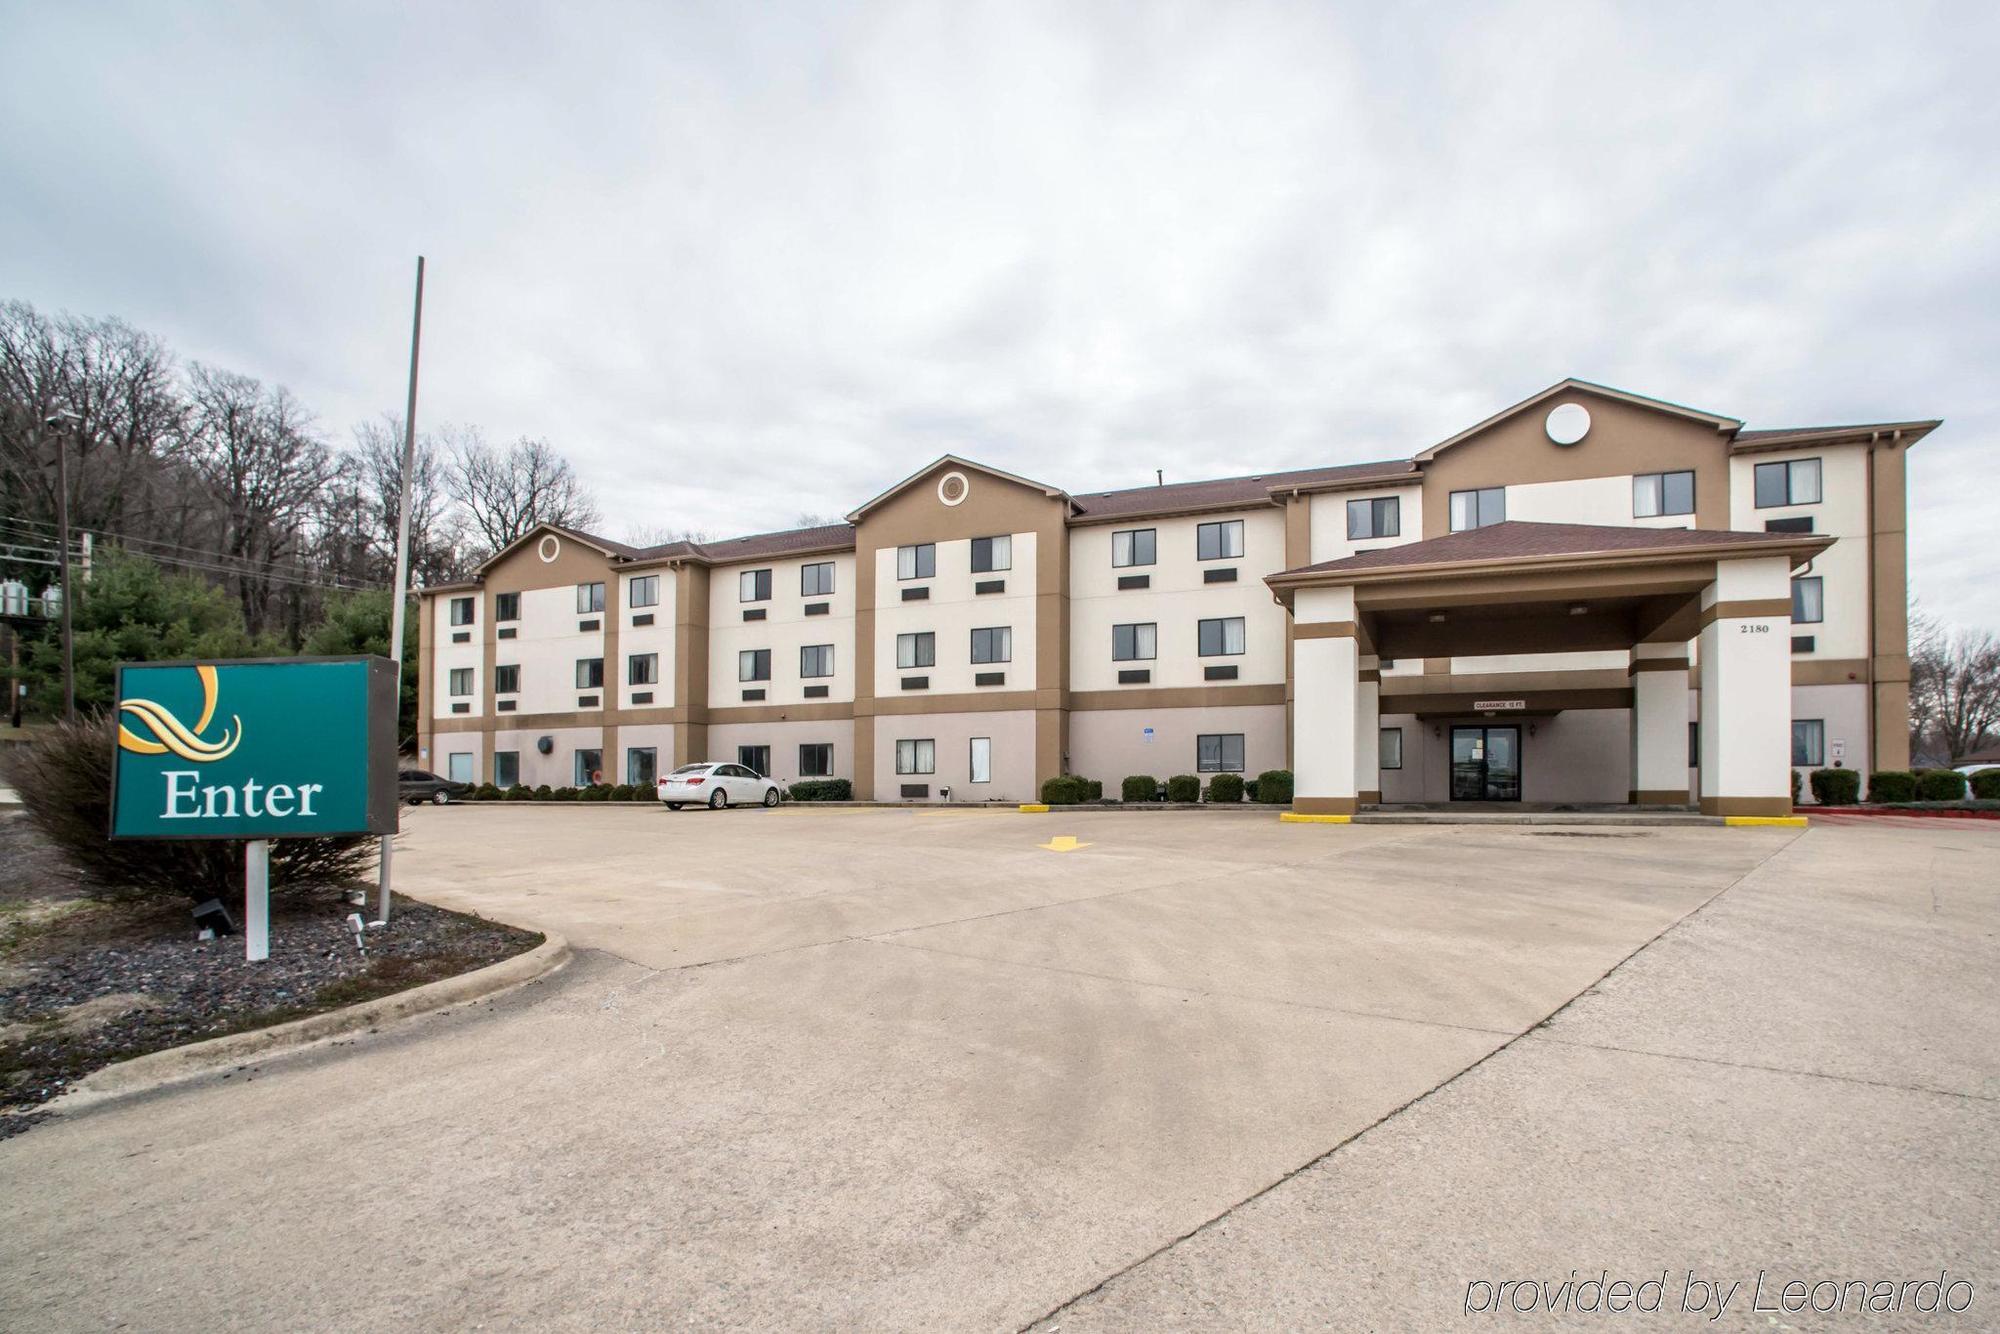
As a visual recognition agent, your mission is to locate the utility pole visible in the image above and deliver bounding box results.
[378,256,425,925]
[41,411,80,719]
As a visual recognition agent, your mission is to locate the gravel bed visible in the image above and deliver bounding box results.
[0,816,540,1137]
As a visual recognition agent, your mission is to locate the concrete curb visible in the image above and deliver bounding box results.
[52,931,571,1114]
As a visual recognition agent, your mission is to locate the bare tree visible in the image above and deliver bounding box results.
[625,523,707,549]
[446,432,600,558]
[183,363,336,635]
[1910,605,2000,762]
[351,415,465,584]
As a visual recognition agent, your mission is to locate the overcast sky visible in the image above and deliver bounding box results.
[4,2,1995,626]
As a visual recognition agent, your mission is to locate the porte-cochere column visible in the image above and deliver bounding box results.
[1697,555,1796,817]
[1290,586,1360,817]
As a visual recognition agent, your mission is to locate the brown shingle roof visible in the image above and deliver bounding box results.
[1274,521,1820,579]
[669,523,855,564]
[1073,459,1414,519]
[1730,420,1941,449]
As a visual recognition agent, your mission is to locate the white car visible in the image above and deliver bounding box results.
[658,761,782,810]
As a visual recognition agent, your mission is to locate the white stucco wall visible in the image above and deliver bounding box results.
[1729,445,1869,662]
[704,719,857,784]
[1068,704,1286,789]
[1307,485,1424,563]
[617,570,677,708]
[709,553,857,706]
[1505,474,1703,530]
[1790,682,1871,796]
[508,585,608,716]
[874,534,1037,696]
[489,726,609,789]
[872,710,1037,803]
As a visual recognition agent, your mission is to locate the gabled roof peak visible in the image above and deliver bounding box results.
[1414,378,1743,462]
[845,454,1071,522]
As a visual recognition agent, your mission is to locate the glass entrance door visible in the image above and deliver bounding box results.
[1449,726,1522,802]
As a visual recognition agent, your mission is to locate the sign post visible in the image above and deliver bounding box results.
[110,656,399,962]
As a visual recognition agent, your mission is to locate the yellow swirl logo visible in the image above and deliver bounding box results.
[118,664,243,762]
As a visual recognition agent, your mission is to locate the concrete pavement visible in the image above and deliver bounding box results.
[1,808,1991,1330]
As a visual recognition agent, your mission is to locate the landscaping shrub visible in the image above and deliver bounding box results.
[786,778,852,802]
[1,714,374,905]
[578,783,610,802]
[1244,779,1259,802]
[472,783,501,801]
[1083,778,1103,802]
[1867,770,1917,804]
[1254,769,1293,805]
[1791,767,1801,804]
[1206,772,1245,803]
[1165,773,1200,803]
[531,784,553,801]
[1808,768,1860,806]
[1121,774,1158,803]
[1971,769,2000,800]
[608,783,636,801]
[504,784,533,802]
[1040,775,1091,805]
[1915,768,1968,802]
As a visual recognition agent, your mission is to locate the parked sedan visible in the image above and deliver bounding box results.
[399,768,470,806]
[658,762,782,810]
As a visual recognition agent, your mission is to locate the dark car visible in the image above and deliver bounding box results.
[399,768,470,805]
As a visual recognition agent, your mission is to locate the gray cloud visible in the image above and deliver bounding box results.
[2,0,1993,623]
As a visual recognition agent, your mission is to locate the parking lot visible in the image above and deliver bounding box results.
[3,807,1996,1330]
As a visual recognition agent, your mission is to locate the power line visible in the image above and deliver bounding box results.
[0,520,383,593]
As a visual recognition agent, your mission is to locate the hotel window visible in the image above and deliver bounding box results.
[737,745,771,776]
[1633,470,1695,518]
[628,575,660,609]
[494,664,520,694]
[1196,520,1244,561]
[577,582,605,614]
[1112,528,1157,567]
[494,592,520,622]
[493,750,520,788]
[896,738,936,775]
[447,752,474,784]
[574,748,603,786]
[1791,576,1824,625]
[628,652,659,685]
[740,568,772,602]
[627,748,657,786]
[1346,496,1400,540]
[448,668,473,696]
[1196,733,1245,773]
[897,632,935,669]
[449,596,475,626]
[1380,728,1404,770]
[575,658,604,689]
[739,648,771,682]
[799,743,834,777]
[1754,457,1822,508]
[1448,487,1506,531]
[897,543,936,580]
[970,535,1012,573]
[1792,718,1825,767]
[1112,622,1157,661]
[1198,616,1247,656]
[801,561,835,597]
[969,737,992,784]
[970,626,1012,664]
[800,643,835,678]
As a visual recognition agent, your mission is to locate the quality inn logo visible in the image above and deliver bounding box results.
[117,664,243,762]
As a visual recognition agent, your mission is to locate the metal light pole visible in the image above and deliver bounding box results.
[44,411,80,719]
[378,256,425,925]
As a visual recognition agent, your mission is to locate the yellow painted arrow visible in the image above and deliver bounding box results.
[1039,835,1091,853]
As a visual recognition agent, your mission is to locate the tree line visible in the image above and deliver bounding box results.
[0,298,601,643]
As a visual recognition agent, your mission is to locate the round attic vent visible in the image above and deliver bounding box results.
[938,471,970,506]
[537,534,562,562]
[1545,403,1591,446]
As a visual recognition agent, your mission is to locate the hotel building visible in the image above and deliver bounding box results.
[416,379,1935,816]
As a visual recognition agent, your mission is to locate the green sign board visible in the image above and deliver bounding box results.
[110,656,399,839]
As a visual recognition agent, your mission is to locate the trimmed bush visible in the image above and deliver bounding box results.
[1083,778,1104,802]
[1244,779,1259,802]
[504,784,533,802]
[1791,767,1802,804]
[1809,768,1860,806]
[1254,769,1294,805]
[472,783,501,801]
[2,715,373,905]
[1206,772,1245,803]
[1915,768,1968,802]
[531,784,553,801]
[1040,775,1092,805]
[787,778,853,802]
[1971,769,2000,800]
[577,784,610,802]
[1867,770,1917,804]
[1121,774,1159,803]
[1165,773,1200,803]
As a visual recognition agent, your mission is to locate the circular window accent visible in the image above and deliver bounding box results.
[937,471,970,506]
[1545,402,1591,446]
[537,534,562,563]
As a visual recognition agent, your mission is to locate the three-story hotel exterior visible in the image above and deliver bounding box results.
[416,380,1936,816]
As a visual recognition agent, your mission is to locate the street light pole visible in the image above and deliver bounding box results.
[44,412,78,720]
[378,256,425,925]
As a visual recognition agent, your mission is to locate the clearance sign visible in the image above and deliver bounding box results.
[110,656,399,839]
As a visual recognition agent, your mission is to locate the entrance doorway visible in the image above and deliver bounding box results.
[1450,726,1521,802]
